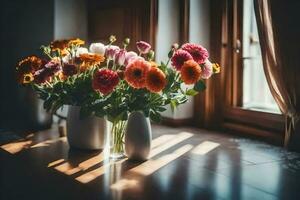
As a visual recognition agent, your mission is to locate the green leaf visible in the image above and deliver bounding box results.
[186,89,199,96]
[157,106,167,112]
[194,80,206,92]
[150,111,161,123]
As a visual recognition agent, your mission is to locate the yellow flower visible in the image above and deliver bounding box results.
[22,73,34,84]
[212,63,221,73]
[69,38,85,46]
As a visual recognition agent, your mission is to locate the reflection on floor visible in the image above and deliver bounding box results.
[1,124,300,200]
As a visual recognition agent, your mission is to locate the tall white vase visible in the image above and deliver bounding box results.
[66,106,107,150]
[125,111,152,161]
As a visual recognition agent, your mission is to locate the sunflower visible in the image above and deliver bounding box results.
[22,73,34,84]
[146,67,166,93]
[180,60,202,85]
[124,58,150,88]
[69,38,85,46]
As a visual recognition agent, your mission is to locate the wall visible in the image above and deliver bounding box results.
[54,0,88,40]
[0,0,54,129]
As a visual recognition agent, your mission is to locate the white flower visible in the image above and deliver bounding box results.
[76,47,88,57]
[89,43,106,55]
[62,53,71,63]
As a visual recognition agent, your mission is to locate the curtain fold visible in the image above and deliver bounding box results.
[254,0,300,148]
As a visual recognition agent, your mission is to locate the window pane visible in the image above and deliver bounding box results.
[242,0,280,114]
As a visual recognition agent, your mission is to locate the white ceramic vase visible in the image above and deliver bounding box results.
[125,111,152,161]
[66,105,107,150]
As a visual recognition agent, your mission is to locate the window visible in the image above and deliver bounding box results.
[241,0,280,114]
[217,0,284,141]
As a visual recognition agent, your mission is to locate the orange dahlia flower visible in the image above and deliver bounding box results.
[180,60,202,85]
[146,67,166,93]
[124,58,150,88]
[79,53,105,68]
[148,61,158,68]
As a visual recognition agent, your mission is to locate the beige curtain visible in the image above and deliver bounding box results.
[254,0,300,149]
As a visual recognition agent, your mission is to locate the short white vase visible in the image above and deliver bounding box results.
[66,105,107,150]
[125,111,152,161]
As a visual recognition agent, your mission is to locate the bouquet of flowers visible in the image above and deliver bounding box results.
[16,35,220,156]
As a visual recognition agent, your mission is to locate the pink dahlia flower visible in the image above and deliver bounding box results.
[136,41,151,54]
[181,43,209,64]
[201,60,213,79]
[171,49,193,70]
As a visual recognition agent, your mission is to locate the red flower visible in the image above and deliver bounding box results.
[92,69,119,95]
[171,49,193,70]
[181,43,209,64]
[63,63,77,76]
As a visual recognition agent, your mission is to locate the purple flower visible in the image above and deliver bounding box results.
[105,45,120,60]
[115,49,126,66]
[136,41,151,54]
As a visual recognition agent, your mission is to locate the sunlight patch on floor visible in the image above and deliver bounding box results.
[191,141,220,155]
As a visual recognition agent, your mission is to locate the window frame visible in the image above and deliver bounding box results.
[220,0,285,143]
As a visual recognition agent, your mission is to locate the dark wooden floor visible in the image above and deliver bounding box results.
[1,124,300,200]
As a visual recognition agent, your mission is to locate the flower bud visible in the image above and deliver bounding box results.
[172,43,179,49]
[147,50,155,61]
[123,38,130,46]
[109,35,117,43]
